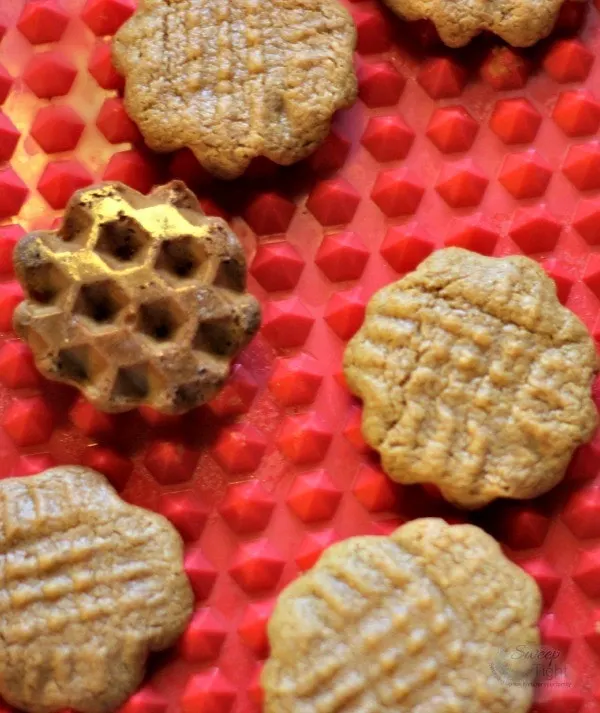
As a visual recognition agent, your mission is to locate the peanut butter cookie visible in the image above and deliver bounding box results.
[112,0,357,179]
[263,517,541,713]
[344,248,598,508]
[13,180,260,414]
[0,467,193,713]
[382,0,575,46]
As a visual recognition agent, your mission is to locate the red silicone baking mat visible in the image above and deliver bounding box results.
[1,0,600,711]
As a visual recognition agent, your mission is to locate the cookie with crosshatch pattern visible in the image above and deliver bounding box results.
[344,248,598,508]
[13,180,260,414]
[0,466,193,713]
[263,517,541,713]
[382,0,579,46]
[111,0,357,179]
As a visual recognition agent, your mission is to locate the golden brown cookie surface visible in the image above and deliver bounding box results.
[13,180,260,414]
[112,0,357,179]
[382,0,573,46]
[344,248,598,508]
[0,466,193,713]
[263,517,541,713]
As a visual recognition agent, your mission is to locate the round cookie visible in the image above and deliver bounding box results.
[112,0,357,179]
[344,248,598,508]
[381,0,576,47]
[13,180,260,414]
[263,517,542,713]
[0,466,193,713]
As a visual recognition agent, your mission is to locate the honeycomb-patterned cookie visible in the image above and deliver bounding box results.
[344,248,598,509]
[13,180,261,414]
[0,466,194,713]
[112,0,357,179]
[263,517,542,713]
[382,0,577,46]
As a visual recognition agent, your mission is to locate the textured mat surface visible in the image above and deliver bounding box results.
[1,0,600,712]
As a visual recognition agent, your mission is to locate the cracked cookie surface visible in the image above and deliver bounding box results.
[381,0,574,46]
[344,248,598,508]
[112,0,357,179]
[0,467,193,713]
[13,180,260,414]
[263,517,541,713]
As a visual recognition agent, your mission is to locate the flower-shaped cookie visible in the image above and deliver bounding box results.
[382,0,573,46]
[0,467,193,713]
[112,0,357,178]
[263,518,541,713]
[344,248,598,508]
[13,180,260,414]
